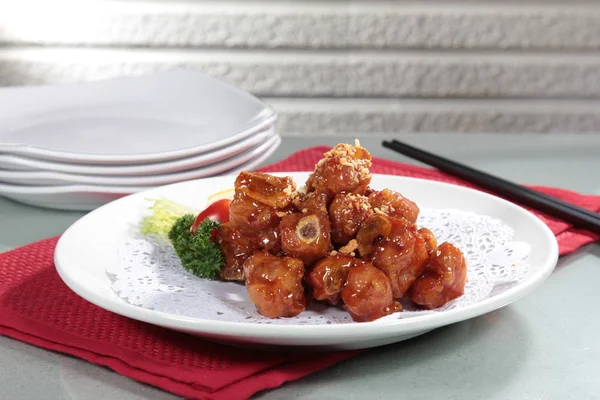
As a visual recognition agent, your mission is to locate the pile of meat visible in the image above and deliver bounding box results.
[215,141,467,322]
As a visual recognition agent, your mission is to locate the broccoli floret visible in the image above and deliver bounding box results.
[168,214,224,280]
[140,198,193,238]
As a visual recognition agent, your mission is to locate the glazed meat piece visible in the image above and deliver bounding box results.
[305,253,354,305]
[357,215,428,298]
[372,219,429,298]
[243,251,307,318]
[228,171,297,251]
[341,262,402,322]
[228,192,282,251]
[280,211,332,266]
[363,186,376,197]
[417,227,437,256]
[328,193,373,245]
[234,171,296,209]
[355,214,393,258]
[306,141,372,198]
[368,189,420,224]
[408,242,467,309]
[295,191,329,214]
[215,222,258,281]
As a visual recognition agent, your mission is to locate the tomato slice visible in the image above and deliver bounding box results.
[190,198,231,235]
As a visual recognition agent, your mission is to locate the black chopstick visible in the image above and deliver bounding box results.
[386,139,600,220]
[382,139,600,235]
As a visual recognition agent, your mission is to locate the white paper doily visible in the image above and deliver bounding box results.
[106,209,531,325]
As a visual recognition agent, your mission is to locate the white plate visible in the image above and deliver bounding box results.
[0,133,279,186]
[0,69,275,164]
[54,172,559,350]
[0,136,281,210]
[0,126,275,176]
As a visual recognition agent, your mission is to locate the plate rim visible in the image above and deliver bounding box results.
[0,126,275,176]
[0,137,281,195]
[0,113,276,164]
[0,133,280,186]
[0,69,277,164]
[54,172,559,340]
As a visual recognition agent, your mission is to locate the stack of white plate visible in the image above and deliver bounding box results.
[0,69,281,211]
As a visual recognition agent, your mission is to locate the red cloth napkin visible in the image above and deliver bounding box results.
[1,146,599,400]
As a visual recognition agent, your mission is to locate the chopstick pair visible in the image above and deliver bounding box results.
[382,139,600,236]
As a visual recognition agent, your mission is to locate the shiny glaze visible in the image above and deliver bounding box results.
[408,242,467,309]
[243,251,306,318]
[215,222,257,281]
[371,217,428,298]
[306,145,372,198]
[329,193,373,245]
[229,193,282,251]
[355,214,393,258]
[306,253,355,305]
[417,227,437,256]
[234,171,296,209]
[368,188,420,224]
[342,263,402,322]
[221,172,298,281]
[295,191,329,213]
[280,212,332,266]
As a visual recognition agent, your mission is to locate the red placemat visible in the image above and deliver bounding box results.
[1,146,599,400]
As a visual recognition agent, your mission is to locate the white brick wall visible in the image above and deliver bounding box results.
[1,1,600,135]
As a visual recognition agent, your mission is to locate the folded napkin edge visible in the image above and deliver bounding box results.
[0,324,216,399]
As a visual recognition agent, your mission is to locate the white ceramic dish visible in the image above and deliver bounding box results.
[0,69,275,164]
[0,133,279,186]
[0,127,275,176]
[0,136,281,210]
[54,172,559,350]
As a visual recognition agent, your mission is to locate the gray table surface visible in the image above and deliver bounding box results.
[1,134,599,400]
